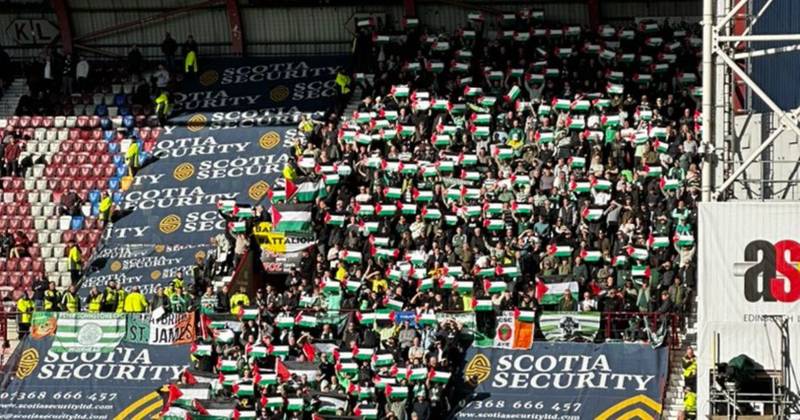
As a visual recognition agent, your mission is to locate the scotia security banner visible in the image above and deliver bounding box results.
[0,336,188,419]
[105,115,293,245]
[175,55,348,113]
[458,343,668,420]
[81,243,205,297]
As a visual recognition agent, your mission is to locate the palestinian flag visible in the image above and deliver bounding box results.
[273,203,312,232]
[219,359,238,373]
[484,219,505,231]
[341,250,363,264]
[582,208,603,221]
[634,73,653,84]
[570,181,591,193]
[678,72,697,85]
[218,200,236,213]
[229,221,246,234]
[495,266,520,278]
[232,381,255,398]
[456,281,473,294]
[416,313,437,326]
[464,86,483,97]
[402,17,418,28]
[355,405,378,420]
[535,130,554,143]
[591,179,612,191]
[653,139,669,152]
[233,206,254,219]
[632,265,651,278]
[325,213,346,226]
[599,48,617,61]
[427,61,444,73]
[484,280,507,294]
[569,156,586,169]
[407,367,428,381]
[431,99,450,111]
[238,307,258,321]
[437,160,455,173]
[478,96,498,108]
[511,202,532,214]
[192,344,212,357]
[602,114,621,127]
[263,397,284,409]
[473,299,493,312]
[504,85,521,102]
[648,234,670,249]
[643,165,663,178]
[295,313,318,328]
[536,280,579,305]
[626,246,649,260]
[391,85,410,97]
[580,249,602,262]
[491,146,513,160]
[275,315,295,329]
[432,134,451,147]
[421,207,441,220]
[674,233,695,247]
[268,345,289,357]
[552,98,571,111]
[607,83,624,95]
[514,308,536,323]
[548,245,573,257]
[612,255,629,267]
[386,385,409,400]
[660,177,681,191]
[428,370,451,383]
[354,204,374,216]
[572,100,591,112]
[418,278,434,291]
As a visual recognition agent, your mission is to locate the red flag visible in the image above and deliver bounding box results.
[302,342,316,361]
[270,205,282,226]
[285,178,297,200]
[253,369,261,386]
[193,400,208,415]
[232,408,241,420]
[182,368,198,385]
[276,359,291,382]
[200,314,212,341]
[160,383,183,414]
[535,278,549,301]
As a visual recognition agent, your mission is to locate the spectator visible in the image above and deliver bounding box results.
[124,286,149,313]
[161,32,178,71]
[183,35,198,74]
[32,277,47,309]
[4,137,20,176]
[16,290,33,338]
[43,281,60,311]
[75,55,89,92]
[61,285,80,313]
[61,53,73,95]
[67,241,82,285]
[127,45,143,77]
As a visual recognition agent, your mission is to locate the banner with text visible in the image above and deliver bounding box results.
[81,243,205,297]
[0,335,188,419]
[458,343,668,420]
[175,55,348,114]
[105,120,293,245]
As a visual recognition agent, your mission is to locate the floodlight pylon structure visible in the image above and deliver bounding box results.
[703,0,800,201]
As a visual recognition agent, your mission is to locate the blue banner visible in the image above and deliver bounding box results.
[106,117,292,245]
[174,55,348,113]
[458,343,668,420]
[0,335,188,419]
[81,243,205,297]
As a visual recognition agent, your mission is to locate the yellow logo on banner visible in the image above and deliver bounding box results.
[154,244,165,253]
[595,395,662,420]
[270,85,290,102]
[113,391,163,420]
[159,214,181,234]
[150,270,161,281]
[249,180,270,200]
[110,260,122,272]
[186,114,207,132]
[464,353,491,384]
[259,131,281,149]
[173,162,195,181]
[16,348,39,379]
[199,70,219,86]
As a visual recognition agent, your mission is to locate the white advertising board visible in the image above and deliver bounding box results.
[698,202,800,416]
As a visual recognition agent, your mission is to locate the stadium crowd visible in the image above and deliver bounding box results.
[11,10,702,420]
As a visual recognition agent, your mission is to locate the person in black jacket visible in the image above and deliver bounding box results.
[32,276,47,309]
[161,32,177,72]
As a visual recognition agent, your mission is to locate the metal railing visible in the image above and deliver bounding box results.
[602,311,682,349]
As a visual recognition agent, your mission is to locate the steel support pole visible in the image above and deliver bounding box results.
[73,0,223,43]
[719,34,800,42]
[702,0,715,201]
[713,119,790,199]
[734,44,800,60]
[718,0,749,28]
[717,50,800,135]
[51,0,74,54]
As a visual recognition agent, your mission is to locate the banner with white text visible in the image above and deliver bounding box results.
[0,335,188,419]
[457,343,668,420]
[175,55,348,114]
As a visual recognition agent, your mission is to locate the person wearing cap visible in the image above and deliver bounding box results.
[102,281,118,312]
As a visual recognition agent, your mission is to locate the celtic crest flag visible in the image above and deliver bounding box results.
[52,313,126,353]
[539,311,600,342]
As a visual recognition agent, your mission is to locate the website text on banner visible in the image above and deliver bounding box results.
[457,342,668,420]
